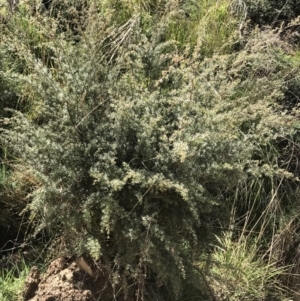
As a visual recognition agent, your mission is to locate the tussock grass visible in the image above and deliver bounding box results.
[0,259,30,301]
[205,227,289,301]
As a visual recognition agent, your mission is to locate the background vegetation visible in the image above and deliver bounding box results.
[0,0,300,300]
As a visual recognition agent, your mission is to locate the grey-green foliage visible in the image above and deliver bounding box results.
[240,0,300,25]
[0,3,297,300]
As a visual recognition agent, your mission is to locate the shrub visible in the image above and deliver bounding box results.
[1,1,299,299]
[240,0,300,26]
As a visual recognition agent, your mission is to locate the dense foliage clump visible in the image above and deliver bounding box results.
[0,1,300,300]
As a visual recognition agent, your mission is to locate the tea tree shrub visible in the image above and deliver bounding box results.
[1,1,299,299]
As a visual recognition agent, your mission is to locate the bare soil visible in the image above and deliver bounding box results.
[22,257,121,301]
